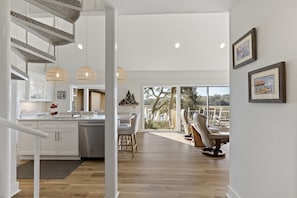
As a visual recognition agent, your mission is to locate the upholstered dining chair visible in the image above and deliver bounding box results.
[192,113,229,157]
[118,113,141,157]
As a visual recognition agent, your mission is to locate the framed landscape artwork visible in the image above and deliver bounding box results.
[57,90,66,100]
[233,28,257,69]
[248,62,286,103]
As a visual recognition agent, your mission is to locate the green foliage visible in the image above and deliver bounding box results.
[144,86,230,130]
[145,119,170,129]
[181,87,205,109]
[209,94,230,106]
[144,87,173,119]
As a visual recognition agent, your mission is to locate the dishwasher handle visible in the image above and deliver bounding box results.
[79,122,105,127]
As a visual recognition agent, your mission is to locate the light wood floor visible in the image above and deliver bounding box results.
[13,132,229,198]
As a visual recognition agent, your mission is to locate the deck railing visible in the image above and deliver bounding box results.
[0,117,48,198]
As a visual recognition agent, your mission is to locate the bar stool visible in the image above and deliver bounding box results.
[118,113,140,157]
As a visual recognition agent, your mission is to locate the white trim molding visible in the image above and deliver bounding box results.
[226,185,241,198]
[10,182,20,197]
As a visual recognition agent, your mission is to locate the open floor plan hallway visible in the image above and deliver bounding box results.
[14,132,229,198]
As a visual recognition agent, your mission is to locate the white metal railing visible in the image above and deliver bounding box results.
[0,117,48,198]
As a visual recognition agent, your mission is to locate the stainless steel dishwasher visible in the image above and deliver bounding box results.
[79,121,105,158]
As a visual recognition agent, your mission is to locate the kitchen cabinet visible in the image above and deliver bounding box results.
[18,120,37,155]
[18,120,79,159]
[28,71,54,101]
[38,121,79,156]
[58,122,79,155]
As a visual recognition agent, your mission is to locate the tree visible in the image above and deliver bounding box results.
[209,94,230,106]
[144,87,172,120]
[181,87,202,109]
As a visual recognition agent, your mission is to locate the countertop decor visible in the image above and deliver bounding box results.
[49,103,58,116]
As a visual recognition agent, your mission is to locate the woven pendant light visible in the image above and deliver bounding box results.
[76,66,96,82]
[46,44,67,82]
[76,16,96,83]
[117,66,127,81]
[46,66,68,82]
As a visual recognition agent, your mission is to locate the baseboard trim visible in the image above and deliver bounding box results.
[104,190,119,198]
[226,185,241,198]
[11,181,20,197]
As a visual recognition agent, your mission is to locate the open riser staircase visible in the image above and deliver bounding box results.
[10,0,82,197]
[11,0,82,81]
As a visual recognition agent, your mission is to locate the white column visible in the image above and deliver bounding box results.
[83,88,89,111]
[0,0,12,197]
[10,81,20,196]
[104,7,119,198]
[176,86,181,132]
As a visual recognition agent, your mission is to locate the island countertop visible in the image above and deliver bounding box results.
[18,114,133,121]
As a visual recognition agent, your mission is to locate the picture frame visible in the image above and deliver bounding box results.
[232,28,257,69]
[57,90,66,100]
[248,62,286,103]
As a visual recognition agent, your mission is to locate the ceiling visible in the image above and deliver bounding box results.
[86,0,235,14]
[12,0,236,16]
[11,0,233,74]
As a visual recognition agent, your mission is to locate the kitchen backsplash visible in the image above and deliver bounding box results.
[20,101,53,117]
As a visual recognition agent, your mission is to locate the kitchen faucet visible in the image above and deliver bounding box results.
[71,101,81,118]
[72,101,76,117]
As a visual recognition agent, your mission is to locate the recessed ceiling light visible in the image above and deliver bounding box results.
[220,43,226,49]
[174,42,181,49]
[77,44,83,50]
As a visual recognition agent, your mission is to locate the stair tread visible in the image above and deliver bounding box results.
[11,38,56,63]
[25,0,81,23]
[11,65,29,81]
[11,11,75,46]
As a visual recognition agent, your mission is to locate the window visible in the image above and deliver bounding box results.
[181,86,230,131]
[181,87,207,120]
[143,86,230,132]
[143,86,176,130]
[208,87,230,128]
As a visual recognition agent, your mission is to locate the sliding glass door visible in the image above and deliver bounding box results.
[143,86,230,132]
[180,86,207,120]
[181,86,230,130]
[208,87,230,128]
[143,86,177,130]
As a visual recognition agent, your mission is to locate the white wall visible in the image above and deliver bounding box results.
[228,0,297,197]
[53,83,72,112]
[53,69,229,113]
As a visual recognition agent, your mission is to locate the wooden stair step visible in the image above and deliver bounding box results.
[24,0,82,23]
[11,11,75,46]
[11,38,56,63]
[11,65,29,81]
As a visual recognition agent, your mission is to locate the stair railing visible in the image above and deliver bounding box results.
[0,117,48,198]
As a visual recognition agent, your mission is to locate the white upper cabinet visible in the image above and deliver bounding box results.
[28,71,54,101]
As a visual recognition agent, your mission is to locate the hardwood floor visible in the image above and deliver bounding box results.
[13,132,229,198]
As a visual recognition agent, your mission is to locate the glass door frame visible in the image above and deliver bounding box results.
[142,85,180,132]
[141,84,230,132]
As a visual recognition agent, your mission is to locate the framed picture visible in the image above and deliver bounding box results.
[233,28,257,69]
[57,90,66,100]
[248,62,286,103]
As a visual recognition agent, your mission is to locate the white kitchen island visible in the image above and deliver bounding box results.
[18,119,80,160]
[17,114,132,160]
